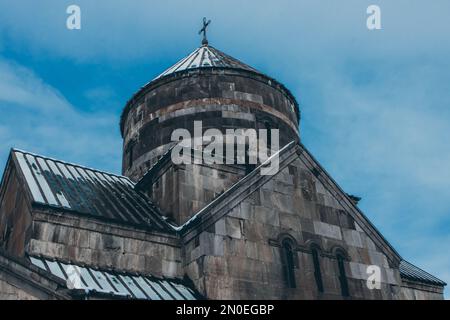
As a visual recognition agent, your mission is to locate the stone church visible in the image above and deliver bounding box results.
[0,30,445,299]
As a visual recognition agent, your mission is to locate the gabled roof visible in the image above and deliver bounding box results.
[10,149,172,232]
[400,260,446,286]
[177,142,402,262]
[29,255,200,300]
[174,141,445,287]
[153,45,260,81]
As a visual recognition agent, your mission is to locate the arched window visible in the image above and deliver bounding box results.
[336,252,350,297]
[281,239,296,288]
[311,247,324,293]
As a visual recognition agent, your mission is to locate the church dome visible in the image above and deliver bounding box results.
[120,43,301,181]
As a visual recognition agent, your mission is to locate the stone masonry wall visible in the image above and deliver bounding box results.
[150,162,245,225]
[0,251,69,300]
[184,157,405,299]
[27,211,182,278]
[0,277,38,300]
[0,165,33,257]
[399,281,444,300]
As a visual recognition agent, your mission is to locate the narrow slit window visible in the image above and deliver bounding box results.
[281,239,296,288]
[311,248,324,293]
[337,253,350,297]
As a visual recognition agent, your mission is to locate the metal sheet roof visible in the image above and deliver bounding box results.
[29,256,199,300]
[12,149,171,231]
[154,45,259,81]
[399,260,446,286]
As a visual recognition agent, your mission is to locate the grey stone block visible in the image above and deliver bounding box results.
[279,212,301,231]
[343,229,364,248]
[225,217,243,239]
[254,206,279,227]
[313,221,342,240]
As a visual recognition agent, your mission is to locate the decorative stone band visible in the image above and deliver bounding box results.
[125,98,299,141]
[120,68,300,136]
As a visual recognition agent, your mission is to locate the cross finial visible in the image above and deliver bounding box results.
[199,17,211,46]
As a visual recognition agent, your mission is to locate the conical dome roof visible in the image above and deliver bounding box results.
[153,45,261,81]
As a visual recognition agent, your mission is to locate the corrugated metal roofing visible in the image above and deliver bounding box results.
[29,256,199,300]
[12,149,171,231]
[154,45,259,81]
[399,260,446,286]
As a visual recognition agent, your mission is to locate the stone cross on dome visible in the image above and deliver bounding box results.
[199,17,211,46]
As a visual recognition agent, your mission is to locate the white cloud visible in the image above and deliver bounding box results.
[0,59,70,112]
[0,57,122,173]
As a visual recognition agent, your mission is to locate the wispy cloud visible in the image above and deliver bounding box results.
[0,57,122,173]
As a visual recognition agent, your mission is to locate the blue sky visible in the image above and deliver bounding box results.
[0,0,449,297]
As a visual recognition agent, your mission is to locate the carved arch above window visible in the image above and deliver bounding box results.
[306,241,325,293]
[277,233,298,289]
[330,246,351,261]
[276,233,298,247]
[331,246,350,297]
